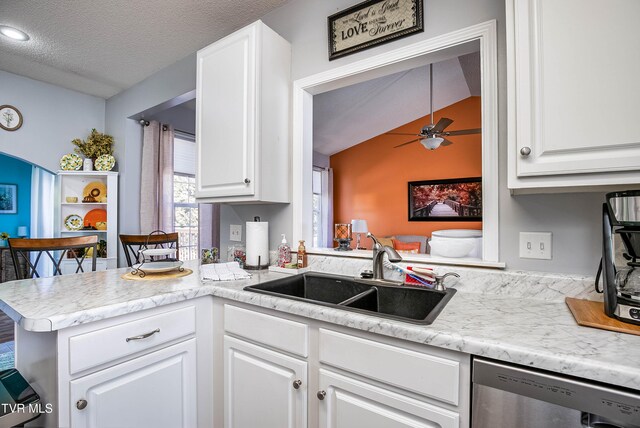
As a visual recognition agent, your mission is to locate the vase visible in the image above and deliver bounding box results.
[83,158,94,171]
[0,240,6,247]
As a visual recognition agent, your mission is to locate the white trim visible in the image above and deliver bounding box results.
[292,20,500,264]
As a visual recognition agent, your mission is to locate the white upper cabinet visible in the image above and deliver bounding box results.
[507,0,640,190]
[196,20,291,203]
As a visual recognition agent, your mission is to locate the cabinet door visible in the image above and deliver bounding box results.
[196,23,256,198]
[509,0,640,177]
[70,339,196,428]
[224,336,307,428]
[318,369,460,428]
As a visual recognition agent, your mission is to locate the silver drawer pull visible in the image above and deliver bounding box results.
[126,328,160,342]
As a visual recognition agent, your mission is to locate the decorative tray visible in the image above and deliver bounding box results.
[139,248,177,258]
[131,260,184,277]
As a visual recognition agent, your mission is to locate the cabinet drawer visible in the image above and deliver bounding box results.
[69,306,195,375]
[319,329,460,405]
[224,305,308,357]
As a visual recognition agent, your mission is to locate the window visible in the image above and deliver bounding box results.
[174,134,198,261]
[312,168,322,248]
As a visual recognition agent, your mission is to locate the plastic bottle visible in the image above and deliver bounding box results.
[277,234,292,268]
[297,240,308,268]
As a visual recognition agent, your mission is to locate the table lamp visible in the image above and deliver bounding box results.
[351,219,368,250]
[17,226,28,238]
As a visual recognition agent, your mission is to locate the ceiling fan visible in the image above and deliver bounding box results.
[388,63,481,150]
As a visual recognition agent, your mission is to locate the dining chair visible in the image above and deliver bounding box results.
[119,232,180,267]
[8,235,99,279]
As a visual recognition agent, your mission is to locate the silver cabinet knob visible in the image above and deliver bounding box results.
[292,379,302,390]
[76,399,88,410]
[520,146,531,157]
[244,178,251,184]
[317,390,326,400]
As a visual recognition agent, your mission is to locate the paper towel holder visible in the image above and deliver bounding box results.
[245,217,270,270]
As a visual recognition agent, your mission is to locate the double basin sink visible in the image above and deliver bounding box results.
[244,272,456,325]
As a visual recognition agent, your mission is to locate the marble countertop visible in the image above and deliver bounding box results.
[0,260,638,391]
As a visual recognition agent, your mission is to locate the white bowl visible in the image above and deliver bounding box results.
[430,229,483,258]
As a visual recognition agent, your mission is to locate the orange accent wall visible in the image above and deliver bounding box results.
[330,96,482,250]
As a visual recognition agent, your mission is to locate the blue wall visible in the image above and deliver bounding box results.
[0,154,32,237]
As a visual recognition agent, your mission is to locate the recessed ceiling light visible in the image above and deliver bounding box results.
[0,25,30,41]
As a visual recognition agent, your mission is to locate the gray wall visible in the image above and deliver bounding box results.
[147,104,196,135]
[105,54,197,244]
[0,70,105,172]
[259,0,604,275]
[104,0,605,275]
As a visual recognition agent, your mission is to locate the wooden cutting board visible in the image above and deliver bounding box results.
[565,297,640,336]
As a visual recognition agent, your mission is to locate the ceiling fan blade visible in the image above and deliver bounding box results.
[432,117,454,133]
[394,138,421,148]
[444,128,482,136]
[440,138,454,147]
[386,132,418,136]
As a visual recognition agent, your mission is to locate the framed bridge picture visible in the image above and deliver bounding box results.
[328,0,424,61]
[408,177,482,221]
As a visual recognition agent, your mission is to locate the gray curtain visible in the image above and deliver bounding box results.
[140,121,174,233]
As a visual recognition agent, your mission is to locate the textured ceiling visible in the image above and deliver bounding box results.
[0,0,289,98]
[313,53,480,156]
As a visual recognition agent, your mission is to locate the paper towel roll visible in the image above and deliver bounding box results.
[246,221,269,268]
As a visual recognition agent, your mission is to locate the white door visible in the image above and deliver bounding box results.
[70,339,197,428]
[224,336,307,428]
[318,369,460,428]
[510,0,640,177]
[196,23,256,198]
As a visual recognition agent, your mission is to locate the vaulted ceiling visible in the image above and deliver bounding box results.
[313,52,481,156]
[0,0,289,98]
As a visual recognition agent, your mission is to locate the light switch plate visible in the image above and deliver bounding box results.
[230,224,242,242]
[519,232,552,260]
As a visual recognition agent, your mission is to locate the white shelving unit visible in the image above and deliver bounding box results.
[56,171,118,273]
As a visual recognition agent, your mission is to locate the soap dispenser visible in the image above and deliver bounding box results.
[277,234,292,268]
[297,240,308,268]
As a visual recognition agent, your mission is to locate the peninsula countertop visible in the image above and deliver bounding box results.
[0,261,638,391]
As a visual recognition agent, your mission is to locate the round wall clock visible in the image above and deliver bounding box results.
[0,105,23,131]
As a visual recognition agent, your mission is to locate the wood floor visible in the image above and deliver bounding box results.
[0,311,14,344]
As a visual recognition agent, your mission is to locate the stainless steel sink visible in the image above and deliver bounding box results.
[244,272,456,325]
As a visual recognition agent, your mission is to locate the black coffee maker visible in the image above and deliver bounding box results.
[599,191,640,325]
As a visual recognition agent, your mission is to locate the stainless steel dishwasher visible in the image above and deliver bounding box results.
[472,358,640,428]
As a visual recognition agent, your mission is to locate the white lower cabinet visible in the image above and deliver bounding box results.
[220,303,469,428]
[318,369,459,428]
[70,339,197,428]
[223,335,307,428]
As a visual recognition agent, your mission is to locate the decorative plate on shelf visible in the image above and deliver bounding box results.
[60,153,82,171]
[82,181,107,202]
[64,214,83,231]
[84,208,107,228]
[95,154,115,171]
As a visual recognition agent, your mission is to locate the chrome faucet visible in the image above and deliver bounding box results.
[367,232,402,280]
[433,272,460,291]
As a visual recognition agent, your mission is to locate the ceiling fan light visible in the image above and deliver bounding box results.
[420,136,444,150]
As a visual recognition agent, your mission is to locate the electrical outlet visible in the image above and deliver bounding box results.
[519,232,552,260]
[230,224,242,242]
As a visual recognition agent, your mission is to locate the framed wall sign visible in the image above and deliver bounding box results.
[0,105,23,131]
[328,0,424,61]
[0,184,17,214]
[408,177,482,221]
